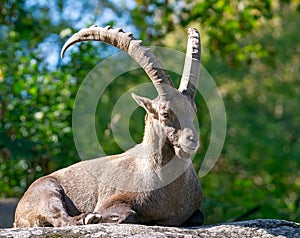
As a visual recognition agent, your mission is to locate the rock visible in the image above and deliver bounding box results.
[0,219,299,238]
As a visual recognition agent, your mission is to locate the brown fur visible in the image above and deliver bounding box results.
[14,26,204,227]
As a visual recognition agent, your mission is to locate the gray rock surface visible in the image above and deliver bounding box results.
[0,219,299,238]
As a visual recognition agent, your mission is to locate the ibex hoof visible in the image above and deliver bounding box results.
[83,213,102,225]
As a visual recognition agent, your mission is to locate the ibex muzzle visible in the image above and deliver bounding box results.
[14,26,204,227]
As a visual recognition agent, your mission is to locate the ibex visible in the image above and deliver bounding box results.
[14,25,204,227]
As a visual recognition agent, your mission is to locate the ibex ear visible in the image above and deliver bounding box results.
[131,93,156,117]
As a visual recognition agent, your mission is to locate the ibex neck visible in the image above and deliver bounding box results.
[142,116,175,170]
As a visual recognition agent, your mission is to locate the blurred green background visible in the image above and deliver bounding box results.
[0,0,299,224]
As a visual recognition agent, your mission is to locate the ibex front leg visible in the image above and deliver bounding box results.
[14,177,101,227]
[93,194,139,224]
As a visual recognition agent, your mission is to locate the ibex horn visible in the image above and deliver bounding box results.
[178,28,201,101]
[61,25,175,100]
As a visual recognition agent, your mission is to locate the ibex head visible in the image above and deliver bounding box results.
[61,26,201,160]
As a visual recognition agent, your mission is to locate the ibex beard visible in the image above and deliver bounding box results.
[13,26,205,227]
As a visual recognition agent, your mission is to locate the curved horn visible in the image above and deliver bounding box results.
[178,28,201,100]
[61,25,174,100]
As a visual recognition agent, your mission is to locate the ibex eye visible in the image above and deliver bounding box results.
[160,112,169,119]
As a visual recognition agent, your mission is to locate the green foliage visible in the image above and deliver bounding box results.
[0,0,299,224]
[200,7,300,223]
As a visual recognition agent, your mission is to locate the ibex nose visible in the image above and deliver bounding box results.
[187,135,197,144]
[179,128,199,152]
[185,135,199,149]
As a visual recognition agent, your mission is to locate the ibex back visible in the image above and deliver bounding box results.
[14,26,204,227]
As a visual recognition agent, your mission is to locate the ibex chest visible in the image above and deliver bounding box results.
[135,166,202,226]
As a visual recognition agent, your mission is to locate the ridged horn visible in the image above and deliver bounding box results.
[61,25,175,100]
[178,28,201,100]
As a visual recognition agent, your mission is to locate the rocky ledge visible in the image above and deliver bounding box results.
[0,219,299,238]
